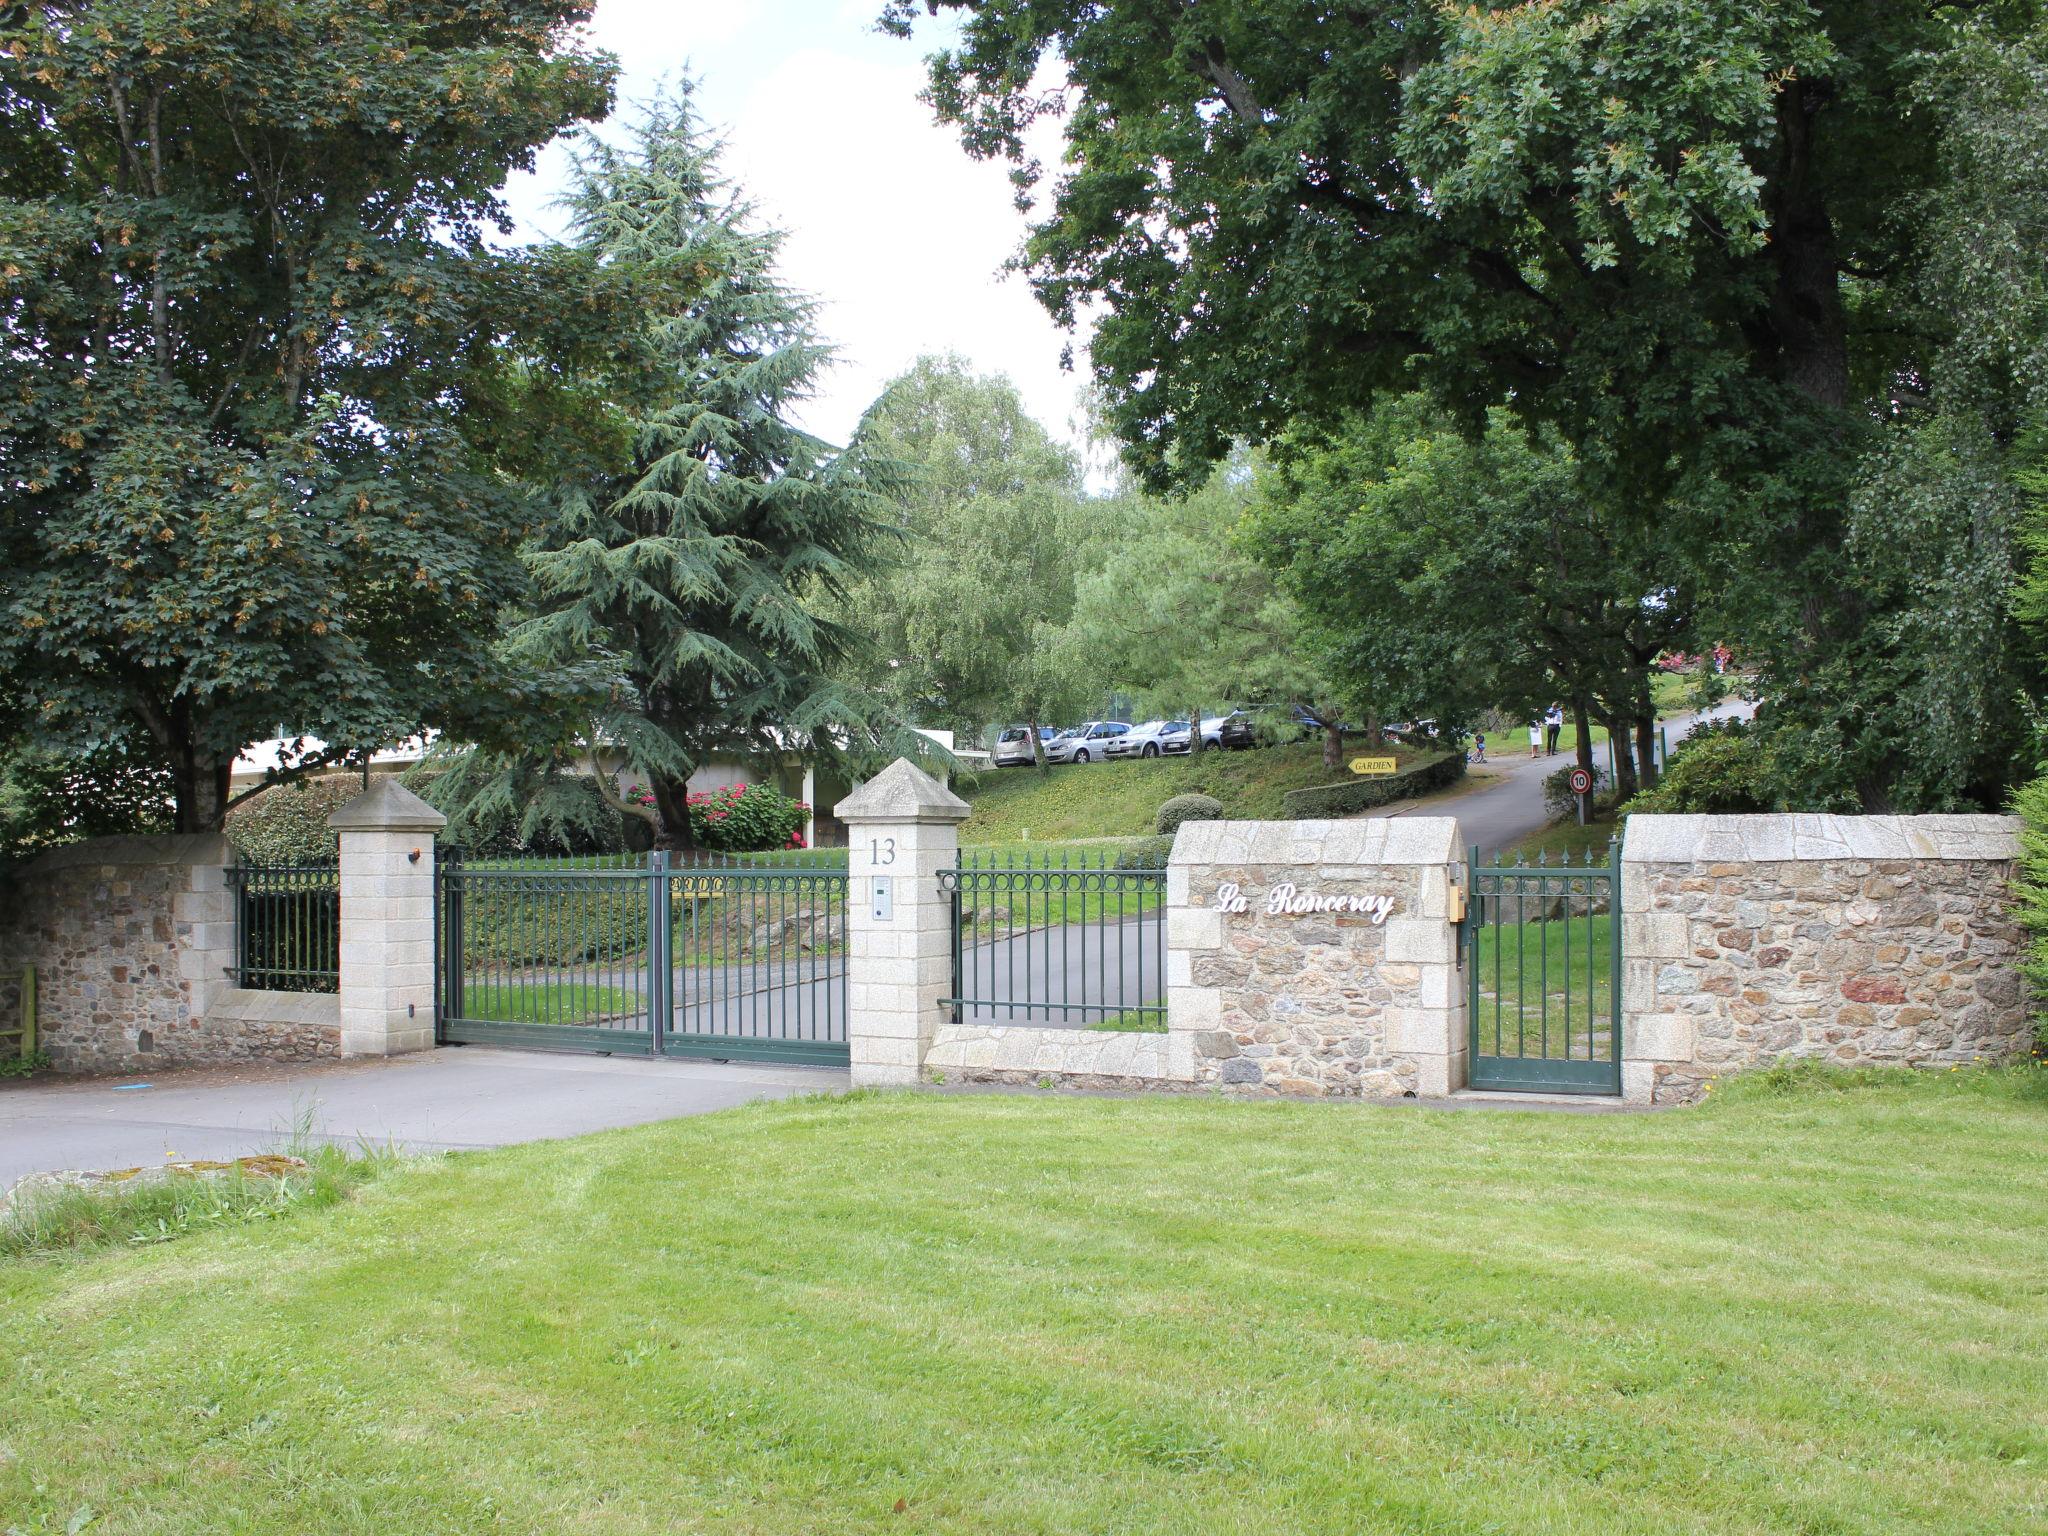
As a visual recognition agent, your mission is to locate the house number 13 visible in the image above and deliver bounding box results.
[870,837,896,866]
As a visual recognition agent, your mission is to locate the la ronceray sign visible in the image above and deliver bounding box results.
[1214,881,1395,924]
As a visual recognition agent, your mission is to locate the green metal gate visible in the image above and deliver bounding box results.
[1466,840,1622,1095]
[437,852,849,1066]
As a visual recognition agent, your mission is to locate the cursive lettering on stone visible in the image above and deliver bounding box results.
[1212,881,1394,924]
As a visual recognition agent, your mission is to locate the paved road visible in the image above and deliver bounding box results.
[0,1048,845,1188]
[1396,702,1755,859]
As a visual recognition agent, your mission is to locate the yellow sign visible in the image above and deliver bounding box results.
[1348,755,1398,777]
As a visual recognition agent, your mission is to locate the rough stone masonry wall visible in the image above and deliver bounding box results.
[1621,814,2027,1105]
[0,835,339,1073]
[1168,818,1464,1098]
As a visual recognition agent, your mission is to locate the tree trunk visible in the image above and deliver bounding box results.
[1322,719,1343,772]
[170,750,231,834]
[1186,703,1204,756]
[1635,715,1660,792]
[1029,717,1048,773]
[1607,715,1639,802]
[648,778,699,854]
[1573,699,1596,782]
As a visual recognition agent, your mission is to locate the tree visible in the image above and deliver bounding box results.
[1063,453,1345,764]
[1250,397,1692,796]
[0,0,615,831]
[439,94,927,849]
[887,1,2046,810]
[837,355,1114,765]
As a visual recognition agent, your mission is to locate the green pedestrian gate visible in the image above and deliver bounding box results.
[1465,841,1622,1095]
[437,852,849,1067]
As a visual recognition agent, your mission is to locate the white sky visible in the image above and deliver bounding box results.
[500,0,1091,453]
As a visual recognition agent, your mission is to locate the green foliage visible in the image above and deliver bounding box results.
[1062,452,1338,735]
[1153,794,1224,836]
[1542,765,1609,823]
[1252,398,1685,760]
[0,0,615,830]
[1113,835,1176,871]
[447,93,929,850]
[685,782,809,853]
[836,355,1117,739]
[227,771,627,860]
[1622,722,1782,816]
[0,1049,50,1081]
[1278,753,1465,819]
[0,732,174,863]
[892,1,2048,811]
[2011,772,2048,1050]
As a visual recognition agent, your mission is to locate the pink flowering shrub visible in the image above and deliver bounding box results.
[682,781,809,852]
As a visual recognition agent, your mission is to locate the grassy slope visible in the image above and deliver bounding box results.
[958,741,1425,843]
[3,1072,2045,1534]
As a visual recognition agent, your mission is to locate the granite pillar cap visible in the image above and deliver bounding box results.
[326,778,447,834]
[834,758,970,826]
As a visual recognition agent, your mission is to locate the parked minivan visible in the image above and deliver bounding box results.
[992,725,1051,768]
[1044,721,1130,764]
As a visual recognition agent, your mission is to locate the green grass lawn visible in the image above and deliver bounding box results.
[1473,915,1616,1058]
[455,980,634,1025]
[958,740,1417,842]
[3,1072,2044,1533]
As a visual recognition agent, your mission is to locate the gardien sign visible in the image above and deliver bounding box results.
[1213,881,1395,924]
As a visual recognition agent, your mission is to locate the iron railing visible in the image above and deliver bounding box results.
[939,849,1167,1030]
[437,849,849,1064]
[228,860,341,992]
[1466,840,1622,1094]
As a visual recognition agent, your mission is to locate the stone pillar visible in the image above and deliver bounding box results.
[328,779,446,1058]
[835,758,970,1087]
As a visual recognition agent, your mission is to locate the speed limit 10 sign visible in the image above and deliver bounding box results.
[1568,767,1594,797]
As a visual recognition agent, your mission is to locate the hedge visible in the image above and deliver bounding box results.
[1278,751,1466,819]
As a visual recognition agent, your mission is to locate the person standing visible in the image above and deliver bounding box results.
[1544,703,1564,756]
[1473,729,1488,763]
[1529,720,1543,759]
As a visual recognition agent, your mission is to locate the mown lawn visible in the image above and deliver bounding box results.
[3,1071,2044,1534]
[958,739,1423,842]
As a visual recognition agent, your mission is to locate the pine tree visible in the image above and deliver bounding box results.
[442,92,921,849]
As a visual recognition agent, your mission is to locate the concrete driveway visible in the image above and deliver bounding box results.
[0,1047,848,1188]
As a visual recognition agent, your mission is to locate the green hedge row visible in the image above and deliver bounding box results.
[1278,751,1466,819]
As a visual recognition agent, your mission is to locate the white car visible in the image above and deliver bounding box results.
[1044,721,1130,764]
[1105,719,1192,759]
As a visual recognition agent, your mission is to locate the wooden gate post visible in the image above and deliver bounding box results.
[835,759,971,1087]
[329,779,446,1058]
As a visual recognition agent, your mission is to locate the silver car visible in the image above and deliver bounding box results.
[1105,719,1192,759]
[992,725,1049,768]
[1044,720,1130,764]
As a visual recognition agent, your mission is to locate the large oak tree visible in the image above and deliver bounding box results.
[0,1,614,830]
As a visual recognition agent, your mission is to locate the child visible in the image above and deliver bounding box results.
[1473,730,1488,763]
[1529,721,1542,758]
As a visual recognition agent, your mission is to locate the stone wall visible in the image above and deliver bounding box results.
[1167,818,1465,1097]
[0,835,339,1073]
[1620,814,2027,1104]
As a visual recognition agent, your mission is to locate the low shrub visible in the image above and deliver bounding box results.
[225,775,363,862]
[1155,793,1224,836]
[229,770,631,861]
[1279,752,1465,818]
[1115,835,1176,870]
[683,781,810,852]
[1542,763,1609,822]
[1621,720,1775,815]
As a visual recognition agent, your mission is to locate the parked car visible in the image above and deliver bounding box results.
[1208,704,1341,750]
[992,725,1051,768]
[1106,719,1192,759]
[1044,720,1130,764]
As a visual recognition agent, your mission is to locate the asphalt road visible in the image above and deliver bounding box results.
[0,1048,844,1189]
[1400,701,1756,860]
